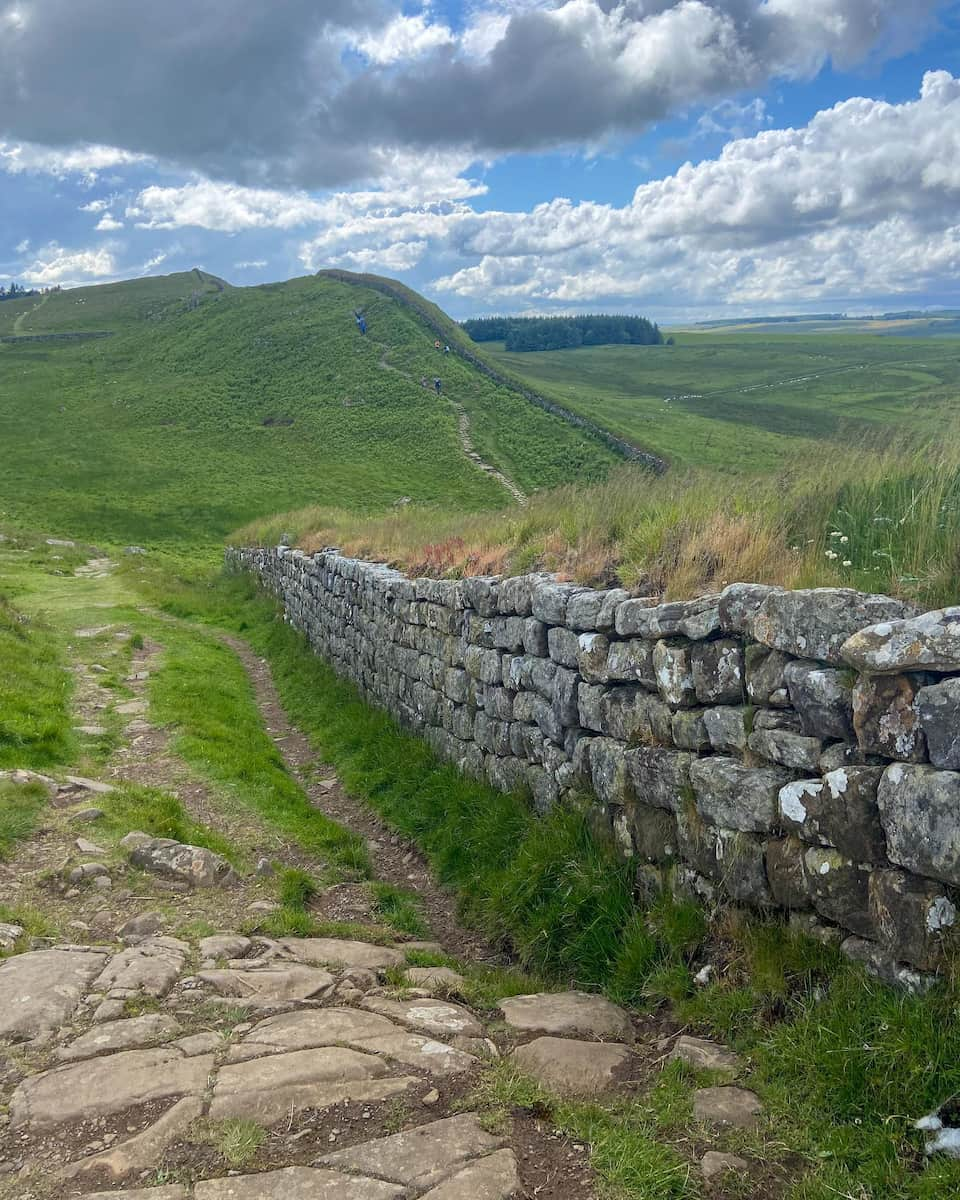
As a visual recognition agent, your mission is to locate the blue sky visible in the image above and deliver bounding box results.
[2,1,960,320]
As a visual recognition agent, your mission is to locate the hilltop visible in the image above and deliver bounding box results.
[0,270,617,550]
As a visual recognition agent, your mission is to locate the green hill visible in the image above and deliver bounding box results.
[0,271,616,550]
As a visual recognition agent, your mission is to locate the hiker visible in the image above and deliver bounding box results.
[354,310,366,334]
[443,344,450,354]
[434,339,441,350]
[420,376,429,388]
[434,377,442,395]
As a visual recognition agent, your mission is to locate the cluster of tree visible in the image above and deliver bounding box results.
[462,313,665,351]
[0,282,40,302]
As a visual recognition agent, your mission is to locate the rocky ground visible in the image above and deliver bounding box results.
[0,559,771,1199]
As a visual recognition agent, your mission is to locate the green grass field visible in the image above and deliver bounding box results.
[487,332,960,471]
[0,272,615,552]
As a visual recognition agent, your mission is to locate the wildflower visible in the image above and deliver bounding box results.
[829,530,843,538]
[825,550,839,560]
[843,560,852,567]
[840,536,849,544]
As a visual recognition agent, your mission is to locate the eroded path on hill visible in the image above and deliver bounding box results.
[376,342,527,505]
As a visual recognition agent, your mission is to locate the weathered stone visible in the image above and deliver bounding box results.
[199,933,252,960]
[0,921,23,951]
[0,948,108,1042]
[869,869,957,970]
[461,575,500,616]
[625,746,692,812]
[564,586,627,632]
[802,847,873,936]
[719,583,782,635]
[228,1007,399,1062]
[853,674,926,762]
[353,1032,477,1076]
[917,677,960,769]
[601,685,672,743]
[653,640,696,707]
[603,639,654,689]
[117,912,164,943]
[616,596,717,639]
[123,832,238,888]
[783,661,854,740]
[748,729,823,772]
[531,581,581,625]
[496,574,539,617]
[690,757,791,833]
[320,1114,504,1190]
[669,1036,742,1076]
[842,606,960,674]
[512,1037,632,1096]
[625,802,678,863]
[840,936,936,993]
[210,1046,411,1123]
[691,639,744,704]
[404,966,465,990]
[701,1151,750,1181]
[80,1189,188,1200]
[753,707,802,732]
[877,764,960,886]
[693,1086,762,1129]
[62,1096,203,1185]
[778,767,886,862]
[199,962,335,1003]
[671,708,711,752]
[57,1014,180,1061]
[498,991,633,1042]
[702,706,749,753]
[754,588,914,664]
[419,1150,522,1200]
[548,625,581,668]
[360,996,483,1039]
[819,741,882,772]
[194,1167,404,1199]
[678,604,721,640]
[590,737,634,806]
[745,644,792,706]
[10,1047,212,1130]
[576,632,610,683]
[94,937,187,999]
[765,836,808,909]
[278,937,405,970]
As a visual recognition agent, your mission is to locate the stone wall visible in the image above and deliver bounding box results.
[228,545,960,986]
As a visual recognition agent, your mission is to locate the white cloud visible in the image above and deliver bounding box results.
[0,140,149,183]
[79,198,110,213]
[23,244,117,286]
[141,251,167,272]
[234,259,268,270]
[15,238,29,253]
[95,214,123,230]
[353,12,455,64]
[328,241,428,271]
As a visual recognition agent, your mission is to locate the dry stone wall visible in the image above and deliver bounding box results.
[228,546,960,987]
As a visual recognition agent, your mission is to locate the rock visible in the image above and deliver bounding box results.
[360,996,483,1039]
[671,709,711,752]
[842,607,960,673]
[869,869,957,970]
[917,678,960,769]
[0,922,23,951]
[353,1033,478,1076]
[175,1031,223,1056]
[404,966,465,990]
[10,1047,213,1130]
[802,847,873,936]
[123,833,238,888]
[70,806,105,823]
[193,1167,405,1199]
[227,1008,400,1062]
[719,583,782,636]
[75,837,106,854]
[278,937,405,970]
[209,1046,413,1123]
[778,767,887,863]
[66,860,111,883]
[747,729,823,773]
[701,1151,750,1181]
[0,767,58,795]
[94,937,188,998]
[840,936,936,993]
[419,1150,522,1199]
[80,1189,188,1200]
[199,962,334,1004]
[745,645,792,706]
[199,933,252,959]
[691,639,744,704]
[56,1014,180,1061]
[783,661,854,740]
[498,991,633,1042]
[63,774,114,794]
[689,757,791,833]
[669,1036,742,1076]
[61,1096,203,1184]
[605,638,656,687]
[853,674,926,761]
[653,641,696,707]
[0,948,108,1041]
[877,764,960,886]
[117,911,164,942]
[753,588,914,665]
[319,1114,504,1191]
[625,747,692,813]
[77,724,108,736]
[511,1037,631,1096]
[693,1086,763,1129]
[703,706,750,754]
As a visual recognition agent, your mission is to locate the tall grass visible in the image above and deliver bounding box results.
[0,595,74,769]
[232,436,960,608]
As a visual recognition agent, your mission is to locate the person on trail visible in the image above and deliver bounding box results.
[434,377,442,395]
[354,310,366,334]
[443,344,450,354]
[434,339,441,350]
[420,376,429,388]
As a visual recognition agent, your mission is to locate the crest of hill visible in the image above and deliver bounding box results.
[0,270,617,549]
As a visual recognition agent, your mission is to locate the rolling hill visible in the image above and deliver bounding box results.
[0,271,617,550]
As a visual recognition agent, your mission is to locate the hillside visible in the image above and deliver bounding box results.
[0,271,616,549]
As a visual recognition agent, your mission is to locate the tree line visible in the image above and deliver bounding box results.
[0,282,44,302]
[461,313,666,351]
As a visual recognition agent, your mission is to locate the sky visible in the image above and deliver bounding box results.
[2,0,960,320]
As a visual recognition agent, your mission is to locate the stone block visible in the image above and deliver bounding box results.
[577,682,607,732]
[842,606,960,673]
[916,677,960,769]
[522,617,549,657]
[753,707,802,732]
[719,583,783,636]
[690,757,791,833]
[853,673,926,762]
[590,738,634,806]
[531,581,581,625]
[703,706,749,753]
[778,767,886,863]
[877,763,960,886]
[765,836,808,909]
[548,626,581,668]
[691,638,744,704]
[567,588,629,631]
[605,638,656,687]
[601,686,672,744]
[653,640,697,707]
[747,729,823,773]
[625,746,693,812]
[577,632,610,683]
[802,846,873,937]
[745,644,792,706]
[552,666,580,726]
[869,868,957,971]
[460,576,500,616]
[626,802,678,863]
[754,588,915,665]
[497,573,541,617]
[671,709,711,752]
[783,660,854,740]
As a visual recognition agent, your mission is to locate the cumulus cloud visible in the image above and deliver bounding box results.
[0,1,941,188]
[0,139,148,182]
[234,259,268,270]
[95,214,123,231]
[23,244,117,285]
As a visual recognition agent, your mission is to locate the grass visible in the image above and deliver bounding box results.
[203,1117,267,1169]
[0,779,49,859]
[96,781,240,864]
[244,436,960,608]
[0,594,74,768]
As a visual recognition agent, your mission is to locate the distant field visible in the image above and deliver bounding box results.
[487,332,960,471]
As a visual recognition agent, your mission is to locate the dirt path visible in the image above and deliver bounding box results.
[376,342,527,504]
[12,291,48,335]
